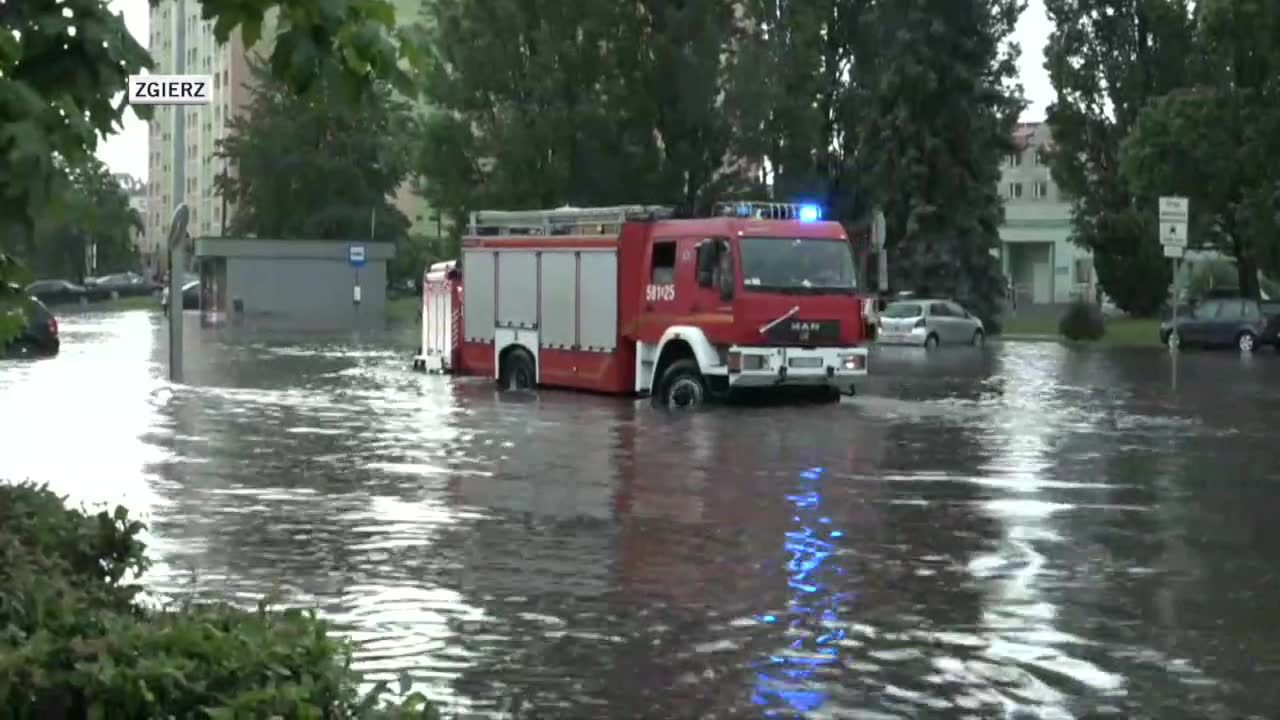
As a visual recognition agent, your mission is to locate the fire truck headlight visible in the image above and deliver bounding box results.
[742,354,766,371]
[840,353,865,371]
[798,204,821,222]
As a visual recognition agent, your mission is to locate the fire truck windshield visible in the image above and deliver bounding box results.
[739,237,857,293]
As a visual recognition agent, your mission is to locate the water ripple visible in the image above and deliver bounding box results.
[4,314,1280,717]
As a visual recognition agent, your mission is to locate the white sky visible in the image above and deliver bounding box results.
[97,0,1055,182]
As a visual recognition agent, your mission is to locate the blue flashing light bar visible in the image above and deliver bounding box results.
[713,201,826,221]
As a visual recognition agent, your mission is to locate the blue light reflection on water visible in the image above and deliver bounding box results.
[751,466,852,716]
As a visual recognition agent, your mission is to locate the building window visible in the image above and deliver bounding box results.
[1008,153,1022,167]
[1033,181,1048,199]
[1008,183,1023,199]
[1034,149,1047,166]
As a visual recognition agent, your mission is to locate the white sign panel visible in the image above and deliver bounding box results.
[348,244,367,267]
[1160,221,1187,248]
[871,210,887,250]
[128,75,214,105]
[1159,196,1189,223]
[1158,196,1189,254]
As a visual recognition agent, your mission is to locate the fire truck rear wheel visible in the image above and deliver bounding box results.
[656,359,707,410]
[499,347,537,391]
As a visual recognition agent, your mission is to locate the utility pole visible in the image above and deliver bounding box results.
[170,0,188,383]
[167,205,190,382]
[873,209,888,294]
[220,166,228,236]
[172,0,187,259]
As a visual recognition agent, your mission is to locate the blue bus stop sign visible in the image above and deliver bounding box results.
[349,244,367,268]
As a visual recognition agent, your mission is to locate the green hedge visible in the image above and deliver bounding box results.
[0,482,439,719]
[1058,299,1107,341]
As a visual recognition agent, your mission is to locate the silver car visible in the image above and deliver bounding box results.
[876,298,985,348]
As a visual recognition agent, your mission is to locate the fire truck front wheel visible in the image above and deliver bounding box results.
[498,347,537,391]
[654,359,707,411]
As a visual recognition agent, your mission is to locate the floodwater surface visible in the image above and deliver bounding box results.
[3,309,1280,719]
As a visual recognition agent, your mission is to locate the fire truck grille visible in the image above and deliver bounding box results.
[763,319,841,346]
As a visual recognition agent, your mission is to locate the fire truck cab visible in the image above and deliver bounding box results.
[414,202,871,408]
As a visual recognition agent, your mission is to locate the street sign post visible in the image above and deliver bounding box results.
[348,244,368,268]
[871,209,888,293]
[349,244,367,309]
[1159,196,1189,352]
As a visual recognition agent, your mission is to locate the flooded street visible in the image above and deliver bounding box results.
[4,309,1280,718]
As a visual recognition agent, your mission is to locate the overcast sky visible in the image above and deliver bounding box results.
[98,0,1055,182]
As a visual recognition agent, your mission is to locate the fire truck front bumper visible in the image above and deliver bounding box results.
[725,346,869,394]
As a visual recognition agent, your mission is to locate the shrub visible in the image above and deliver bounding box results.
[1058,299,1106,341]
[0,482,438,719]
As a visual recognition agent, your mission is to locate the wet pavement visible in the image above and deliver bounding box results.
[4,309,1280,718]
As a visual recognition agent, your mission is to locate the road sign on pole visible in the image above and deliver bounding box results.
[872,209,888,293]
[1159,196,1189,223]
[1159,197,1189,353]
[1159,196,1189,256]
[349,244,367,268]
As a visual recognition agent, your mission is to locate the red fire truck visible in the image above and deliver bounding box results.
[412,202,871,408]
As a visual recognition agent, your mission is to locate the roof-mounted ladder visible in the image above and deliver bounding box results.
[468,205,676,237]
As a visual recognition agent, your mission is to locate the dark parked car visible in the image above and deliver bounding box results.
[85,272,159,299]
[25,279,86,305]
[2,283,60,357]
[161,280,200,313]
[1160,297,1280,352]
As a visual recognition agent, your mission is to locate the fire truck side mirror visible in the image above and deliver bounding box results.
[695,241,717,287]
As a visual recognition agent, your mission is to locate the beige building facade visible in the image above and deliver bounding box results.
[144,0,265,266]
[998,122,1096,306]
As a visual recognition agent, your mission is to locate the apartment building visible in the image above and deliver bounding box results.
[144,0,264,265]
[998,122,1095,305]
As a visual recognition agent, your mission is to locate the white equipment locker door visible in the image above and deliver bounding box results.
[422,261,456,372]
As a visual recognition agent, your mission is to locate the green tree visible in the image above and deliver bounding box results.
[727,0,1024,327]
[215,64,412,243]
[1,0,420,345]
[0,0,150,255]
[413,0,749,228]
[727,0,858,209]
[858,0,1025,327]
[29,159,143,282]
[0,254,30,345]
[1043,0,1198,315]
[1119,0,1280,298]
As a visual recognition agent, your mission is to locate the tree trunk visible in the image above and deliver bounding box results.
[1228,218,1260,299]
[1236,254,1260,299]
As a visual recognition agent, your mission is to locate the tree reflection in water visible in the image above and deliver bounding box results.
[752,466,852,716]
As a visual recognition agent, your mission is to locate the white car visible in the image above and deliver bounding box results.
[876,298,985,348]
